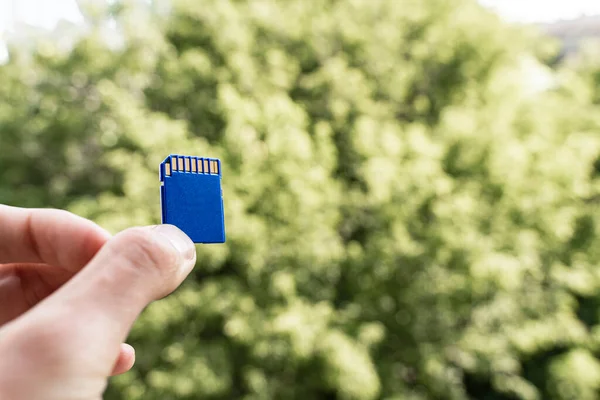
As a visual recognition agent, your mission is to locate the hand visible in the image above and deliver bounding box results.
[0,205,196,399]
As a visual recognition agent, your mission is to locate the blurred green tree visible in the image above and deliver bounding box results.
[2,0,600,399]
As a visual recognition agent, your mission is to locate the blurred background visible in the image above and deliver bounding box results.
[2,0,600,399]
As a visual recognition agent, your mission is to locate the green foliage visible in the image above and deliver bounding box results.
[3,0,600,399]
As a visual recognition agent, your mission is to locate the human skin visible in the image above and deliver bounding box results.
[0,205,196,399]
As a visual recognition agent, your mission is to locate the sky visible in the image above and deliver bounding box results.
[1,0,600,56]
[2,0,600,33]
[2,0,600,31]
[480,0,600,23]
[0,0,82,33]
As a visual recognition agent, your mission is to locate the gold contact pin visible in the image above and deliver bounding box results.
[185,157,190,172]
[191,158,197,172]
[178,157,184,171]
[198,159,203,173]
[204,159,209,173]
[171,158,177,171]
[165,162,171,176]
[210,160,216,174]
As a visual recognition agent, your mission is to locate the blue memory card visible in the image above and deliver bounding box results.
[160,154,225,244]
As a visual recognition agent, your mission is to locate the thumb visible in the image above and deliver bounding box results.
[55,224,197,349]
[2,225,196,378]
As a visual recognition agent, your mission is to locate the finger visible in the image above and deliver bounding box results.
[23,225,196,371]
[0,205,111,269]
[111,343,136,376]
[0,225,196,393]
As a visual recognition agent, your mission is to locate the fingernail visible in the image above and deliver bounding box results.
[153,225,196,261]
